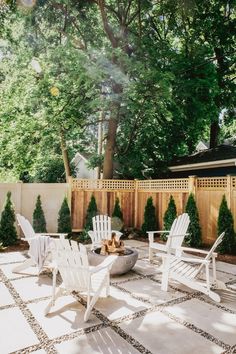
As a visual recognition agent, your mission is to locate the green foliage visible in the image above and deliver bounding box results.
[57,197,72,234]
[0,1,235,180]
[141,197,157,235]
[0,192,18,246]
[185,193,201,247]
[33,195,47,233]
[84,195,98,231]
[217,195,236,255]
[112,197,123,220]
[162,195,177,241]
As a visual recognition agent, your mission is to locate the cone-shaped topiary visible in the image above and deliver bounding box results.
[112,197,123,220]
[185,193,201,247]
[84,194,98,231]
[0,191,18,246]
[58,197,72,233]
[141,197,157,235]
[162,195,177,241]
[33,195,47,233]
[217,195,236,254]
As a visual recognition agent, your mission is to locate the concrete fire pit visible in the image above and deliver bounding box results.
[88,247,138,275]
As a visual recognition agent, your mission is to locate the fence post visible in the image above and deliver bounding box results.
[134,179,138,228]
[188,175,197,195]
[67,176,73,211]
[16,181,23,237]
[226,175,232,209]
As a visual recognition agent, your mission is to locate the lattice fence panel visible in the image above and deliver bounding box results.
[71,179,135,191]
[137,179,189,191]
[197,177,227,189]
[232,177,236,189]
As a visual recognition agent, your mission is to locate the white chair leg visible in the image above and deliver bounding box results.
[12,258,36,274]
[161,258,170,292]
[105,273,110,297]
[149,247,154,262]
[84,274,108,322]
[44,287,63,315]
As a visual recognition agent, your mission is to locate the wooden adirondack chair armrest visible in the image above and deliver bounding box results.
[24,236,39,241]
[87,230,94,238]
[147,230,170,243]
[166,233,189,238]
[178,257,210,265]
[176,246,217,257]
[147,230,170,234]
[35,233,67,238]
[90,255,118,273]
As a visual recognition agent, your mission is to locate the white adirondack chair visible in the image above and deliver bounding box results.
[161,232,226,302]
[44,238,118,322]
[148,213,190,262]
[12,214,67,274]
[88,215,123,249]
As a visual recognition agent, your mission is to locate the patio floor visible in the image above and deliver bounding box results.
[0,240,236,354]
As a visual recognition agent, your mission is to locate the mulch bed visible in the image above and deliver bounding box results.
[130,236,236,265]
[2,237,236,265]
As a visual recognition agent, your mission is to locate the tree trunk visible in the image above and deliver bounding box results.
[60,130,71,182]
[209,122,219,149]
[102,102,120,179]
[209,47,225,149]
[97,110,104,179]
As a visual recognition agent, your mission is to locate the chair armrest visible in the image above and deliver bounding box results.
[147,230,170,234]
[166,233,189,238]
[178,257,210,264]
[87,231,95,240]
[89,255,118,273]
[176,246,217,257]
[25,236,39,241]
[161,253,210,264]
[35,233,67,238]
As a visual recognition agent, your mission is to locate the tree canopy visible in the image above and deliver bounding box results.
[0,0,235,181]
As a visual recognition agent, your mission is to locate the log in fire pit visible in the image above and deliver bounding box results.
[88,233,138,275]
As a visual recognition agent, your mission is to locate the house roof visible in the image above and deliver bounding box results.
[169,145,236,172]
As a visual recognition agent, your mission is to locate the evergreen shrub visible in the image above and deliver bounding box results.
[217,195,236,254]
[141,197,156,235]
[33,195,47,232]
[0,191,18,246]
[84,194,98,231]
[58,197,72,233]
[112,197,123,220]
[185,193,201,247]
[162,195,177,241]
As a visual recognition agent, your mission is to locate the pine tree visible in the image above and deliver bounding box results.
[33,195,47,233]
[84,195,98,231]
[141,197,156,235]
[217,195,235,254]
[112,197,123,220]
[0,192,18,246]
[185,193,201,247]
[58,197,72,233]
[162,195,177,241]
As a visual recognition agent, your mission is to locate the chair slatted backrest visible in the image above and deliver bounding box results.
[54,239,89,292]
[194,232,225,277]
[92,215,112,243]
[166,213,190,251]
[167,231,225,279]
[16,214,35,240]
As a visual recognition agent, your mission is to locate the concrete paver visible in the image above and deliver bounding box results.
[0,241,235,354]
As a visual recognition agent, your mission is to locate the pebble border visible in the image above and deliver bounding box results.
[0,248,236,354]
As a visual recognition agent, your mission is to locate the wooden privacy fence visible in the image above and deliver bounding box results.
[70,176,236,245]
